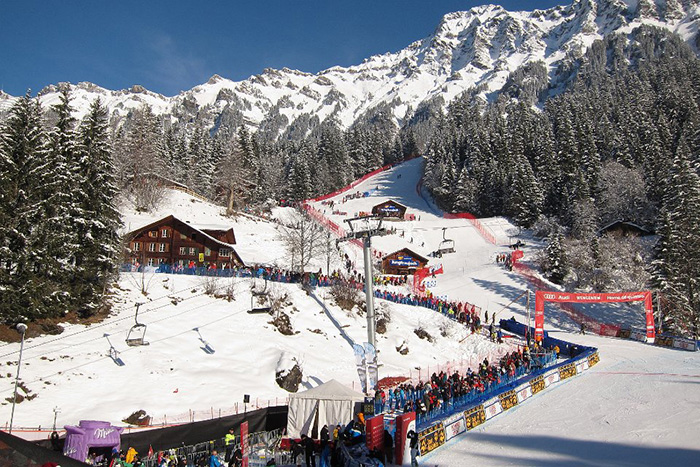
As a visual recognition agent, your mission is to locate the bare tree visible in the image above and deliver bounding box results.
[278,208,326,273]
[215,137,255,215]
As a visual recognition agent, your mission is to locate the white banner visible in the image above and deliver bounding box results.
[516,384,532,403]
[673,337,698,352]
[544,370,560,387]
[575,361,587,374]
[484,399,503,420]
[443,413,467,441]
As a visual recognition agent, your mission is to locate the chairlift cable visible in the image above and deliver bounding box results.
[8,305,252,391]
[0,290,211,360]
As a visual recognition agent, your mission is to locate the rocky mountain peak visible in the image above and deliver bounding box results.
[3,0,699,139]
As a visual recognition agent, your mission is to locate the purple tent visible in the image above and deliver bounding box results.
[63,420,124,463]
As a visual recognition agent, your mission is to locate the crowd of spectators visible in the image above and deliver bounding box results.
[374,346,556,424]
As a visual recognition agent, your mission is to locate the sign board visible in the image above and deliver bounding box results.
[417,422,445,455]
[241,421,249,467]
[365,414,384,451]
[464,405,486,430]
[390,255,419,267]
[443,413,467,442]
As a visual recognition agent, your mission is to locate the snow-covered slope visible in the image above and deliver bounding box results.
[2,0,699,137]
[1,157,698,467]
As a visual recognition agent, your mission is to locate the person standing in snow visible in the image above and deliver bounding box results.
[224,427,236,462]
[407,429,419,466]
[300,434,316,467]
[319,424,330,467]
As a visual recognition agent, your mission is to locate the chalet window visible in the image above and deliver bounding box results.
[179,247,187,255]
[180,232,187,240]
[148,243,156,252]
[219,248,231,257]
[204,247,211,257]
[161,229,169,238]
[191,233,198,241]
[147,258,155,266]
[159,243,166,252]
[133,242,141,251]
[189,247,196,256]
[149,231,158,238]
[158,258,165,264]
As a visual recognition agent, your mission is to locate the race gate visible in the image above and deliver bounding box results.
[534,291,655,343]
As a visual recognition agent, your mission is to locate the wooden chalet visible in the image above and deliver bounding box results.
[598,221,653,238]
[125,215,244,269]
[371,200,407,220]
[381,248,429,275]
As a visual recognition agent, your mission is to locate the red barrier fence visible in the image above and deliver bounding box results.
[513,262,621,337]
[443,212,497,245]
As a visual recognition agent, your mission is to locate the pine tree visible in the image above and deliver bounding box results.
[652,137,700,336]
[75,98,121,314]
[544,232,569,285]
[44,88,83,289]
[0,92,57,321]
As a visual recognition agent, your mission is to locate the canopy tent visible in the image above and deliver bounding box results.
[286,379,366,438]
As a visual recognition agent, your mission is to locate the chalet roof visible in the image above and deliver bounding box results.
[373,199,407,209]
[598,220,653,236]
[127,215,239,252]
[382,248,429,264]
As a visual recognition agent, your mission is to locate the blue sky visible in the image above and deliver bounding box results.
[1,1,567,97]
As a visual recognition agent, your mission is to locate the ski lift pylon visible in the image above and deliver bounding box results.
[126,303,150,346]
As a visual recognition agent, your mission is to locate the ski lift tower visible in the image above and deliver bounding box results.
[338,215,389,355]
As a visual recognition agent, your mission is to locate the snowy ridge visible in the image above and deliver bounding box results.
[1,0,699,137]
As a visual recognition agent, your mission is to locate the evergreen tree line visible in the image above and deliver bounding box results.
[422,26,700,335]
[112,110,420,212]
[0,90,120,323]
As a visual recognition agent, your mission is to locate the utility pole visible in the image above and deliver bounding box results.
[10,323,27,434]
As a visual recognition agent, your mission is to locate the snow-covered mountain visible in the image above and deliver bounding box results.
[2,0,699,137]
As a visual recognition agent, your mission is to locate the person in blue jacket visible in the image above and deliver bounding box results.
[209,450,223,467]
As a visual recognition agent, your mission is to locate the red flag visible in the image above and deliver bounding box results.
[430,264,444,275]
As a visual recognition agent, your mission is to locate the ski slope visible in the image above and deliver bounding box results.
[0,158,698,467]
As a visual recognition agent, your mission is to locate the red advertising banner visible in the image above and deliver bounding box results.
[394,412,416,467]
[365,414,385,452]
[534,293,545,340]
[240,421,249,467]
[535,291,655,342]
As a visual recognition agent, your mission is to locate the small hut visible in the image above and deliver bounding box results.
[371,200,407,220]
[382,248,429,275]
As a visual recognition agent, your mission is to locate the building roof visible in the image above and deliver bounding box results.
[598,220,653,236]
[382,248,429,264]
[126,215,244,264]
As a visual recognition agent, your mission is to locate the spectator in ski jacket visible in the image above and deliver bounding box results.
[301,434,316,467]
[209,450,223,467]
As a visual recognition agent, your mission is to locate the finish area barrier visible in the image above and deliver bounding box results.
[409,324,599,459]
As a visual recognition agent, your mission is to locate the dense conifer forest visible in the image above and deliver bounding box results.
[0,26,697,336]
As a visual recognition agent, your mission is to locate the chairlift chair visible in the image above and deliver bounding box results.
[249,278,272,314]
[126,303,150,346]
[437,227,456,254]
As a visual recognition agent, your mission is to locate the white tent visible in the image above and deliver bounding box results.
[286,379,366,438]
